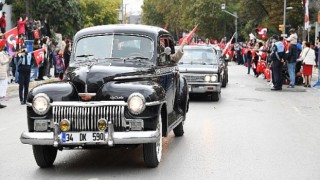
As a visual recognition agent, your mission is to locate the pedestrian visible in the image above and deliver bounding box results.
[0,44,12,108]
[0,12,6,34]
[300,42,316,87]
[285,38,298,88]
[54,49,65,80]
[270,34,285,91]
[30,39,41,80]
[42,37,49,78]
[16,46,33,105]
[286,28,298,45]
[246,44,252,74]
[17,17,28,37]
[63,40,71,70]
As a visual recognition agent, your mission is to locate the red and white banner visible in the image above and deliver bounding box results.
[304,0,309,30]
[179,24,199,45]
[256,27,267,40]
[222,32,236,57]
[4,27,18,56]
[33,48,45,66]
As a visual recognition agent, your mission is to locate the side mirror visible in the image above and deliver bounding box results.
[164,47,171,55]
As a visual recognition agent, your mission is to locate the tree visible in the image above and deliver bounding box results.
[79,0,119,28]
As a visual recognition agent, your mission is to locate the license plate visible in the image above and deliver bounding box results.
[61,132,105,144]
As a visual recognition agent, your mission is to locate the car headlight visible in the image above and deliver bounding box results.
[210,75,217,82]
[127,93,145,115]
[32,93,50,115]
[204,75,211,82]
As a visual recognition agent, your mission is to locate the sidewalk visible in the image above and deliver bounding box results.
[7,77,58,94]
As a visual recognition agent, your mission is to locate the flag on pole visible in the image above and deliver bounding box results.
[304,0,309,30]
[4,27,18,56]
[256,27,267,40]
[179,24,199,45]
[33,48,45,66]
[0,39,6,47]
[222,32,236,57]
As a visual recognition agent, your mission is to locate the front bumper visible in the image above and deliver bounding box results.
[188,82,221,93]
[20,122,160,147]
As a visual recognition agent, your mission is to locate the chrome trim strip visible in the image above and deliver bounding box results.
[20,130,160,145]
[50,101,127,107]
[114,74,155,80]
[26,102,32,107]
[187,82,221,85]
[145,101,164,106]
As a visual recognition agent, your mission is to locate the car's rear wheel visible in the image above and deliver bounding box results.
[143,115,162,168]
[33,145,57,168]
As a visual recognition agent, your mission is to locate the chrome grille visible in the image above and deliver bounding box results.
[183,74,205,82]
[52,105,125,131]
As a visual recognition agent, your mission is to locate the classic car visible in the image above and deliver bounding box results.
[177,45,226,101]
[20,24,189,168]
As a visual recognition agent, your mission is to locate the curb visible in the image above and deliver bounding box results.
[7,78,59,94]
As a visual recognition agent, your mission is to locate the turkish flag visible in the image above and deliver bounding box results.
[33,48,45,66]
[256,27,267,40]
[179,24,199,45]
[0,39,6,47]
[4,27,18,56]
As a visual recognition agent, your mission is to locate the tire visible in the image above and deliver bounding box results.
[32,145,57,168]
[173,121,184,137]
[143,115,162,168]
[211,92,220,101]
[221,74,227,87]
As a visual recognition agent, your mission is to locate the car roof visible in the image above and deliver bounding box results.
[74,24,169,39]
[175,45,214,50]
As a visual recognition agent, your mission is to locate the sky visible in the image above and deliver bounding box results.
[123,0,144,15]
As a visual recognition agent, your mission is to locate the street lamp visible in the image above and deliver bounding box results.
[221,3,238,43]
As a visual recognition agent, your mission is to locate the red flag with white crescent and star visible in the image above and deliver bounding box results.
[33,48,45,66]
[256,27,268,40]
[4,27,18,56]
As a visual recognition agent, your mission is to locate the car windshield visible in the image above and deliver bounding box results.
[179,48,218,65]
[74,34,154,61]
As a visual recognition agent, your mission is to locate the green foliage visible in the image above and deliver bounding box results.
[79,0,120,28]
[10,0,120,37]
[142,0,308,41]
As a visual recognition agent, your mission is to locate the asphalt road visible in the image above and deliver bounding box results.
[1,63,320,180]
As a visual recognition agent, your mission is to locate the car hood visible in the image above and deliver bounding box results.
[68,64,153,93]
[178,64,219,74]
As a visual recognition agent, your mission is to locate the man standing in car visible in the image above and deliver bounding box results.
[270,35,285,91]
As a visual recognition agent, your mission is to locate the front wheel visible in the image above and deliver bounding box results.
[32,145,57,168]
[211,92,220,101]
[143,115,162,168]
[173,121,184,137]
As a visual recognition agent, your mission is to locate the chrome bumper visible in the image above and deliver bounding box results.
[188,83,221,93]
[20,122,160,147]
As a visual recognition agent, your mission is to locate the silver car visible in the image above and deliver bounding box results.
[177,45,221,101]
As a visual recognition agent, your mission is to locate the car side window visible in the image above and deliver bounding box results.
[158,37,169,66]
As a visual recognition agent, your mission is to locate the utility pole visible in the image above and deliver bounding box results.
[221,4,238,43]
[283,0,286,35]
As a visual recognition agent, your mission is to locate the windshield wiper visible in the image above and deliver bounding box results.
[124,56,149,60]
[76,54,94,58]
[179,61,207,65]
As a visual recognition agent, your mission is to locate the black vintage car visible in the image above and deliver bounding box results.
[20,24,189,168]
[177,45,228,101]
